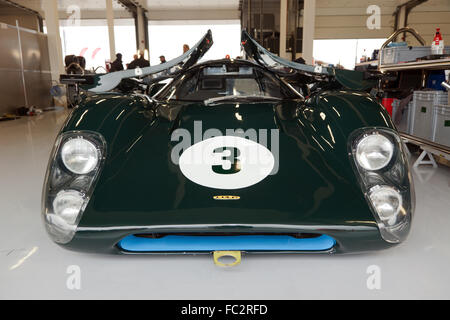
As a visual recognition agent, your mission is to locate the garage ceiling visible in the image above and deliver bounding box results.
[55,0,241,16]
[58,0,240,10]
[0,0,38,16]
[146,0,239,10]
[58,0,124,10]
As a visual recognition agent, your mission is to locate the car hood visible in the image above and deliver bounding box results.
[77,98,378,230]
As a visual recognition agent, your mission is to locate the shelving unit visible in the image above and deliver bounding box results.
[380,58,450,72]
[375,27,450,167]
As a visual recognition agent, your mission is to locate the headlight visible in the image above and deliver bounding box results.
[356,134,393,171]
[349,128,414,244]
[42,131,106,244]
[61,137,99,174]
[53,190,86,225]
[369,186,403,226]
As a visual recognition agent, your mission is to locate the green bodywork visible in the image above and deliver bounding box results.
[54,86,409,254]
[44,30,413,255]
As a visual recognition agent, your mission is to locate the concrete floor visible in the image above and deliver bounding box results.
[1,109,449,299]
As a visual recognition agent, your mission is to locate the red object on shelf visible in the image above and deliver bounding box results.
[434,28,443,44]
[432,27,444,55]
[382,98,394,116]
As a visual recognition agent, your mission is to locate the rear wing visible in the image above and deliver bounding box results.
[60,29,213,93]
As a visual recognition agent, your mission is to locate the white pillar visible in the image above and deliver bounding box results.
[396,0,411,29]
[136,7,146,52]
[397,6,407,29]
[106,0,116,61]
[41,0,64,82]
[279,0,288,59]
[302,0,316,65]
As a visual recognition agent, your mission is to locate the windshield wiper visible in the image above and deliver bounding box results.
[204,95,281,106]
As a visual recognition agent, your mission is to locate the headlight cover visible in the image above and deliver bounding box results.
[42,131,106,244]
[356,134,394,171]
[61,137,99,174]
[349,128,414,243]
[52,190,86,225]
[369,186,404,226]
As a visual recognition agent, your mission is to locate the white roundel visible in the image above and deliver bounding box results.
[179,136,275,190]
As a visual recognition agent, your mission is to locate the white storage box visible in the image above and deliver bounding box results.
[410,91,448,141]
[406,101,414,134]
[432,105,450,147]
[381,46,450,65]
[392,99,409,133]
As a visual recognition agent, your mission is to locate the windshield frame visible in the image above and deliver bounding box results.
[153,61,302,102]
[203,94,282,106]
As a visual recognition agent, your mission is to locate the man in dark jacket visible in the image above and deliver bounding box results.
[126,54,138,69]
[110,53,124,72]
[128,51,150,69]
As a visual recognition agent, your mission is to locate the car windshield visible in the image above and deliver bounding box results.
[154,63,299,102]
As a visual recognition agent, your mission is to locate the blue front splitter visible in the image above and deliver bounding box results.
[118,235,336,252]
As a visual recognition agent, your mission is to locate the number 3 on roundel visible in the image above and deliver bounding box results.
[178,136,275,190]
[212,147,241,175]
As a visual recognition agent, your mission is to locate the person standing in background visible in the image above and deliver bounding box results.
[128,51,150,69]
[159,55,166,64]
[137,50,150,68]
[183,44,190,53]
[127,54,138,69]
[110,53,124,72]
[294,57,306,64]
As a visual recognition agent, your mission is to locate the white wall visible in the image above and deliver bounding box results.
[409,0,450,45]
[148,20,241,66]
[315,0,450,45]
[60,19,136,71]
[315,0,396,39]
[313,38,387,69]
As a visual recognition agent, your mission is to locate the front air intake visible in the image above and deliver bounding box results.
[117,234,336,253]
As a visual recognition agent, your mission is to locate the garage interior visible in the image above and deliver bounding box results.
[1,0,450,299]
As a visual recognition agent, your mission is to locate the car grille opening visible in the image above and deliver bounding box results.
[117,232,336,253]
[134,232,322,239]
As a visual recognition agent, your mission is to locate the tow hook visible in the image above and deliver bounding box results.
[213,251,242,267]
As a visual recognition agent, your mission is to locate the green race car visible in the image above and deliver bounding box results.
[43,30,414,257]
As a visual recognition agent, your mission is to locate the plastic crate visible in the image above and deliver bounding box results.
[410,91,448,141]
[391,99,409,132]
[432,105,450,147]
[406,101,414,134]
[381,46,450,65]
